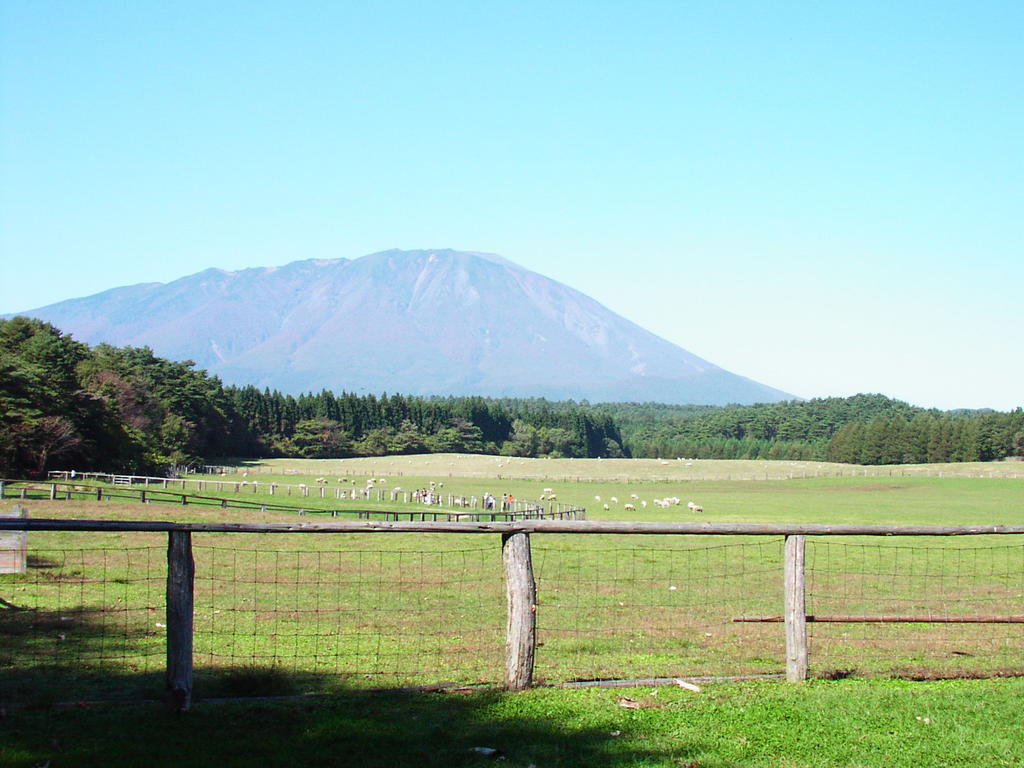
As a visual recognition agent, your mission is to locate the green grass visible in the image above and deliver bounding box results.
[3,458,1024,765]
[2,678,1023,767]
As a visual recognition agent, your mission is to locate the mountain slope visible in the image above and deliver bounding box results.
[8,249,794,404]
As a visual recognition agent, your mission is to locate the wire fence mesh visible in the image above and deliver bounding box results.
[805,538,1024,678]
[1,541,166,702]
[192,544,505,689]
[532,538,785,682]
[3,530,1024,705]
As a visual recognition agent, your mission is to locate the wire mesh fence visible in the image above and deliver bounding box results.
[3,525,1024,706]
[804,539,1024,679]
[532,538,785,682]
[1,541,167,703]
[192,544,505,689]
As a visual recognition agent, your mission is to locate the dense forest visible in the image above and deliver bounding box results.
[0,317,624,476]
[591,395,1024,464]
[1,317,1020,477]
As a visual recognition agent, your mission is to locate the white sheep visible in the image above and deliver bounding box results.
[602,503,610,511]
[624,503,636,511]
[610,496,618,503]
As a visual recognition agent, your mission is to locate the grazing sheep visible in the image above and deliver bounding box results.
[641,500,648,508]
[624,503,636,511]
[630,493,639,500]
[602,503,610,511]
[610,496,618,503]
[547,493,556,500]
[595,495,602,502]
[687,501,704,512]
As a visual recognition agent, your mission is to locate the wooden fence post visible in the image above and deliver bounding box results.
[502,532,537,690]
[166,530,195,712]
[784,534,808,681]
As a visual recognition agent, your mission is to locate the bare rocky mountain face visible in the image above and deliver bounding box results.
[9,249,793,404]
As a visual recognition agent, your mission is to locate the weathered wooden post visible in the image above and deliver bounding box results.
[502,531,537,690]
[166,530,195,712]
[784,534,808,681]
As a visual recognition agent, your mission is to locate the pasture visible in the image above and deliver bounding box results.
[3,457,1024,766]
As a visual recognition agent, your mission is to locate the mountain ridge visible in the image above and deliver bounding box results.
[7,249,795,405]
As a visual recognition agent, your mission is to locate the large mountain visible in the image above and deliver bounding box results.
[8,249,794,404]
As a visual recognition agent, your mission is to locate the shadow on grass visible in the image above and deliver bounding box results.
[1,669,708,768]
[1,603,162,705]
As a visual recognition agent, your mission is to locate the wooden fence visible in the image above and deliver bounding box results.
[3,517,1024,711]
[4,479,585,522]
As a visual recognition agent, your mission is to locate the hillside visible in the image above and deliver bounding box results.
[8,249,793,406]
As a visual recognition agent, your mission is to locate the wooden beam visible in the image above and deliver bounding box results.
[735,614,1024,624]
[5,518,1024,536]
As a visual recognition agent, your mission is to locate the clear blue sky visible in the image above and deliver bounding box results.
[2,1,1021,411]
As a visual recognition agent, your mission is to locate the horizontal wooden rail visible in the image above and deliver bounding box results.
[735,614,1024,624]
[3,518,1024,535]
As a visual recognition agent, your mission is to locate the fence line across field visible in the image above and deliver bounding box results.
[51,466,1024,487]
[4,479,585,521]
[4,516,1024,712]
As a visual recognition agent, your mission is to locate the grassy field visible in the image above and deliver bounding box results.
[3,678,1024,767]
[219,454,1024,482]
[3,457,1024,765]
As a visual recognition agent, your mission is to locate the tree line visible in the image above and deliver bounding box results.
[225,387,626,460]
[592,394,1024,464]
[2,317,1019,477]
[0,317,625,476]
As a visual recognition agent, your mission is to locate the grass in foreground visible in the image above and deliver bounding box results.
[2,678,1023,767]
